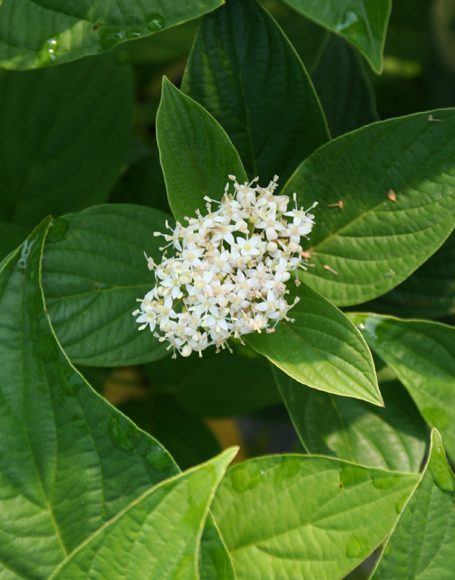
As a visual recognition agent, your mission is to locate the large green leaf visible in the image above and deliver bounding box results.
[0,0,223,70]
[0,220,178,577]
[282,109,455,306]
[0,53,132,228]
[182,0,329,183]
[352,313,455,459]
[246,283,382,405]
[146,349,280,417]
[281,0,392,73]
[370,232,455,319]
[373,430,455,579]
[51,448,237,579]
[42,204,171,367]
[156,78,247,221]
[0,218,234,579]
[276,369,427,471]
[212,454,418,579]
[312,34,378,137]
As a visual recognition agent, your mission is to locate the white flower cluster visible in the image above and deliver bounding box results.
[133,176,316,357]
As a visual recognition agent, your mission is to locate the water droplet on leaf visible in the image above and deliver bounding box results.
[346,535,369,558]
[145,447,173,473]
[48,218,69,243]
[92,18,105,31]
[335,10,360,33]
[108,416,138,451]
[47,37,58,61]
[147,13,165,32]
[99,27,127,49]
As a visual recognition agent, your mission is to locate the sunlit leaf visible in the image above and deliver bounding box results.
[283,109,455,306]
[157,78,247,221]
[182,0,329,182]
[276,369,427,471]
[246,283,382,405]
[51,449,237,579]
[43,205,172,367]
[213,454,418,579]
[352,313,455,459]
[281,0,392,72]
[373,430,455,579]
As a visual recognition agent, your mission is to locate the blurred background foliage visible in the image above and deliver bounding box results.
[1,0,454,470]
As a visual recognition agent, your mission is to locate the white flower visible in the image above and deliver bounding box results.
[133,176,317,357]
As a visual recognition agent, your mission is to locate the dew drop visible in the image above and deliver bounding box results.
[125,30,143,40]
[92,18,105,32]
[335,10,360,33]
[47,37,58,62]
[231,463,261,493]
[48,217,69,243]
[372,475,395,490]
[108,416,138,451]
[346,535,369,558]
[145,446,173,473]
[62,371,84,396]
[99,27,127,49]
[147,13,165,32]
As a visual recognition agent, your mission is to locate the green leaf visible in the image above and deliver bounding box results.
[373,430,455,579]
[0,220,179,577]
[42,204,172,367]
[281,0,392,73]
[0,220,234,578]
[156,78,247,221]
[0,0,223,70]
[312,34,378,137]
[199,519,236,580]
[283,109,455,306]
[246,283,382,405]
[0,53,132,229]
[120,395,221,470]
[370,232,455,319]
[212,454,418,579]
[352,313,455,459]
[51,448,237,579]
[182,0,329,183]
[146,349,280,417]
[276,369,427,471]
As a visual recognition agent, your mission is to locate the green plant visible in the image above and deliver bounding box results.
[0,0,454,578]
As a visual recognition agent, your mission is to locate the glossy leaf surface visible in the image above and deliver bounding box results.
[246,283,381,405]
[283,110,455,306]
[370,232,455,319]
[42,205,171,367]
[157,79,247,221]
[51,449,237,579]
[374,430,455,579]
[281,0,392,72]
[0,0,223,70]
[312,34,378,137]
[213,454,418,579]
[353,313,455,459]
[182,0,329,182]
[276,370,427,471]
[0,220,178,577]
[0,54,132,228]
